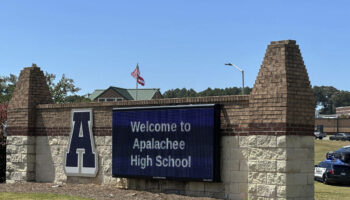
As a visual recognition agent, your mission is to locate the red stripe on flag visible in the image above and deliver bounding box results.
[137,76,145,86]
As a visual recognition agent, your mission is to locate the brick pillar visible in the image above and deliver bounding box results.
[6,64,53,182]
[248,40,315,199]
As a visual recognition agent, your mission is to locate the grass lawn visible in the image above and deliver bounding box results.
[315,182,350,200]
[314,138,350,164]
[0,193,93,200]
[315,138,350,200]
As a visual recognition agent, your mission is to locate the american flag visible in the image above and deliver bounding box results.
[131,64,140,79]
[131,64,145,86]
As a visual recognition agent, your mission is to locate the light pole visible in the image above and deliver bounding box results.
[225,63,245,95]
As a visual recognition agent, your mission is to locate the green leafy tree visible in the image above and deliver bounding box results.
[0,74,17,103]
[64,95,91,103]
[313,86,339,114]
[163,87,252,98]
[45,72,81,103]
[163,88,198,98]
[162,89,180,98]
[198,87,214,96]
[197,87,251,97]
[330,90,350,109]
[0,67,87,103]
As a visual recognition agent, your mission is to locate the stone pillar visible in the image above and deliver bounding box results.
[248,40,315,199]
[6,64,52,182]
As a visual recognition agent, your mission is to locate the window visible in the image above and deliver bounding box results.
[98,98,123,102]
[319,162,326,168]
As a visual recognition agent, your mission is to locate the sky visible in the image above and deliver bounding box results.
[1,1,350,95]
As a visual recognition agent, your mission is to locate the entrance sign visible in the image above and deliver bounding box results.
[65,109,98,177]
[112,104,220,181]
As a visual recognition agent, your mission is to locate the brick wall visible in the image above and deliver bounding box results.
[6,40,315,200]
[33,96,250,199]
[315,118,350,134]
[336,106,350,116]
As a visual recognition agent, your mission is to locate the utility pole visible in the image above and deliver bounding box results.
[225,63,245,95]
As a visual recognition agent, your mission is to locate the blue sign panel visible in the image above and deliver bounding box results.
[112,104,220,181]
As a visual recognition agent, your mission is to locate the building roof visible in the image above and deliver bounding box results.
[110,87,134,100]
[89,86,160,101]
[88,89,105,101]
[127,88,160,100]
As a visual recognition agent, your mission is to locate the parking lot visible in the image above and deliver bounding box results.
[315,139,350,199]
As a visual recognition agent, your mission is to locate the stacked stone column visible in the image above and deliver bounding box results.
[6,65,53,182]
[248,40,315,199]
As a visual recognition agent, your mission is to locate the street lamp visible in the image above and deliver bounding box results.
[225,63,245,95]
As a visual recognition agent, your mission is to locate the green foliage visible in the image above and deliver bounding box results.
[0,66,85,104]
[45,72,81,103]
[163,87,251,98]
[0,74,17,103]
[313,86,350,114]
[313,86,339,114]
[331,91,350,108]
[163,88,198,98]
[64,95,91,103]
[198,87,251,96]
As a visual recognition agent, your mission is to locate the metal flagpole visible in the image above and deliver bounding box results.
[135,63,139,100]
[136,75,138,100]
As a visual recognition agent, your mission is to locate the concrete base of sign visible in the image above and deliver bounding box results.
[34,136,116,184]
[6,136,36,183]
[248,135,314,199]
[30,135,248,199]
[6,135,313,199]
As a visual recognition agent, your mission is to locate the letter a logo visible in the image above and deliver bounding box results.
[64,109,98,177]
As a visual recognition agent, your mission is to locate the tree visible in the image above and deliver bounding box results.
[313,86,339,114]
[0,74,17,103]
[0,66,87,103]
[163,88,198,98]
[330,90,350,110]
[64,95,91,103]
[163,86,252,98]
[162,89,180,98]
[45,72,82,103]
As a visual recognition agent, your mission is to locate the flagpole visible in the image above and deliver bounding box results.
[132,63,140,100]
[136,75,138,100]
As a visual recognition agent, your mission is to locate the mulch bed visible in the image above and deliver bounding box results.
[0,182,216,200]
